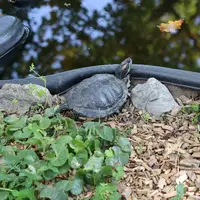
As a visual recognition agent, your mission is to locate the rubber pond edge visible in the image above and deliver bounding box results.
[0,64,200,94]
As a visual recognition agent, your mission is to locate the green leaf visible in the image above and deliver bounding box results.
[0,173,16,182]
[118,137,132,152]
[0,191,9,200]
[13,125,33,139]
[11,190,20,197]
[0,123,5,136]
[40,186,67,200]
[4,115,19,124]
[92,183,121,200]
[70,177,84,195]
[17,149,38,164]
[57,162,70,174]
[44,107,58,117]
[69,156,82,169]
[95,126,114,142]
[176,183,186,198]
[7,116,27,131]
[70,140,86,152]
[43,169,58,180]
[50,143,68,167]
[105,146,130,166]
[83,122,101,135]
[39,117,51,129]
[55,180,73,192]
[16,189,36,200]
[76,149,88,165]
[29,114,42,122]
[84,154,104,173]
[112,166,124,181]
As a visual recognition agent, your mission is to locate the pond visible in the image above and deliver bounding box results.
[0,0,200,79]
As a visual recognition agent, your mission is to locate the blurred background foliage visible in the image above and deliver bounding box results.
[0,0,200,79]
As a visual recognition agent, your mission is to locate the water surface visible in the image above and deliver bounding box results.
[0,0,200,79]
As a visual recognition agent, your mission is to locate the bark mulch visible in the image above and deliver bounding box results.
[104,96,200,200]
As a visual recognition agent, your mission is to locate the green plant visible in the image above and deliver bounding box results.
[142,112,151,122]
[171,183,186,200]
[92,183,121,200]
[29,63,51,108]
[0,108,131,199]
[29,63,47,89]
[182,104,200,124]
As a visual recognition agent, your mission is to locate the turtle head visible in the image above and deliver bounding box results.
[115,58,132,79]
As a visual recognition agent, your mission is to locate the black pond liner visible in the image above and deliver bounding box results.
[0,63,199,95]
[0,15,29,66]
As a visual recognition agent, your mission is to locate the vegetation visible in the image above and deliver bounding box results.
[0,108,131,199]
[171,183,186,200]
[182,103,200,128]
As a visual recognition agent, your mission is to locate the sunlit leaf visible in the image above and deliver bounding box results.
[158,19,184,33]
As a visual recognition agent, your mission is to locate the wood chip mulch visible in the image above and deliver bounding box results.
[104,96,200,200]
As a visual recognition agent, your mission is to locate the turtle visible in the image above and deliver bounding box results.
[59,58,132,118]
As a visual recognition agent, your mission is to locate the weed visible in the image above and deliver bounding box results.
[171,183,186,200]
[182,104,200,125]
[142,111,151,122]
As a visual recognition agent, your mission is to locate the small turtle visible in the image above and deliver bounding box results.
[59,58,132,118]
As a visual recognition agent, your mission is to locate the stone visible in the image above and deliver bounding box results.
[0,83,53,114]
[131,78,180,116]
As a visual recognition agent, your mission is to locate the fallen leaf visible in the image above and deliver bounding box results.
[158,19,184,33]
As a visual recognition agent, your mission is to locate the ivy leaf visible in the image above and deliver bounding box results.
[39,117,51,129]
[40,186,67,200]
[70,177,84,195]
[118,137,132,152]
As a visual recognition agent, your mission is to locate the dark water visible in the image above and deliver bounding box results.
[0,0,200,79]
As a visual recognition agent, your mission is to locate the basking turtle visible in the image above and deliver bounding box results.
[59,58,132,118]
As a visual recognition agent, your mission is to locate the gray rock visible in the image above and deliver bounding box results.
[0,84,53,114]
[131,78,180,116]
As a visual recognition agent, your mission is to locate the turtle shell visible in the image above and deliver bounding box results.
[62,74,128,118]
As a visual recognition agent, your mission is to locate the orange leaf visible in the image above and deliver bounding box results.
[157,19,184,33]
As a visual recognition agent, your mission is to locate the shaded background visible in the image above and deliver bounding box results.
[0,0,200,79]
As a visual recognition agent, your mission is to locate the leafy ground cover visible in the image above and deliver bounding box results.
[0,107,132,200]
